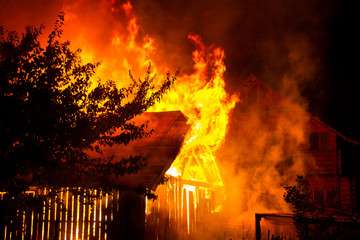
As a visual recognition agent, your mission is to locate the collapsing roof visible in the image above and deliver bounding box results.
[92,111,190,190]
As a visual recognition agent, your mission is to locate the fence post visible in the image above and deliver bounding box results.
[255,214,262,240]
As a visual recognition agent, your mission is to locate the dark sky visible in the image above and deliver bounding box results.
[319,1,359,142]
[1,0,359,141]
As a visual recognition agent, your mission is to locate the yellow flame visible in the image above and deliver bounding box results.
[151,34,238,186]
[63,1,157,87]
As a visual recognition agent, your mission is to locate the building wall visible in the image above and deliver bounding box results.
[146,177,226,239]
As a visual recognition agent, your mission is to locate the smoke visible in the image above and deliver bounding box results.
[0,0,62,31]
[129,0,336,90]
[1,0,337,88]
[217,100,310,221]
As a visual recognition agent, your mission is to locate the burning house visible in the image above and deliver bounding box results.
[147,75,360,239]
[1,1,358,239]
[2,73,358,239]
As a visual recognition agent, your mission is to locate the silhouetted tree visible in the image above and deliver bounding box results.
[0,13,176,227]
[284,176,360,240]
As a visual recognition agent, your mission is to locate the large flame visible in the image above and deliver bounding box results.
[150,34,238,185]
[61,1,237,187]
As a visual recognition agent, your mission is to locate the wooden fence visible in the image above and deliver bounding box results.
[1,188,143,240]
[1,178,225,240]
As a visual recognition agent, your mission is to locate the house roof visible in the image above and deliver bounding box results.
[238,75,359,145]
[91,111,190,190]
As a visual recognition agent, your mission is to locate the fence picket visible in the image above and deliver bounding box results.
[1,188,148,240]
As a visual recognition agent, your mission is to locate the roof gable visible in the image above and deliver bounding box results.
[90,111,190,190]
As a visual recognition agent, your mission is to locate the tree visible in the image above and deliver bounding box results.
[284,175,360,240]
[0,13,176,203]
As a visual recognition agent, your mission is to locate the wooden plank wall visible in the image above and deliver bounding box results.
[340,177,356,212]
[146,177,191,240]
[146,177,221,240]
[0,188,132,240]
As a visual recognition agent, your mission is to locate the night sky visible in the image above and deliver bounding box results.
[1,0,359,141]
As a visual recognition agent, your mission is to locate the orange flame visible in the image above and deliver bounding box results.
[62,1,158,86]
[150,33,238,185]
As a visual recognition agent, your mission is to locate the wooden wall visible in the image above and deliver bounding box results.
[146,177,224,240]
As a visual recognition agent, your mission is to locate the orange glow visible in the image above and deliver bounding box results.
[61,1,237,187]
[62,1,158,88]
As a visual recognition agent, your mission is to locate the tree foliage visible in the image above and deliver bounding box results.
[0,13,177,197]
[284,175,360,240]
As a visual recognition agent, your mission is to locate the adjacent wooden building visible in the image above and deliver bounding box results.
[236,75,359,214]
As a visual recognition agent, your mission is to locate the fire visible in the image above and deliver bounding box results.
[150,33,238,185]
[61,1,237,187]
[62,0,158,86]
